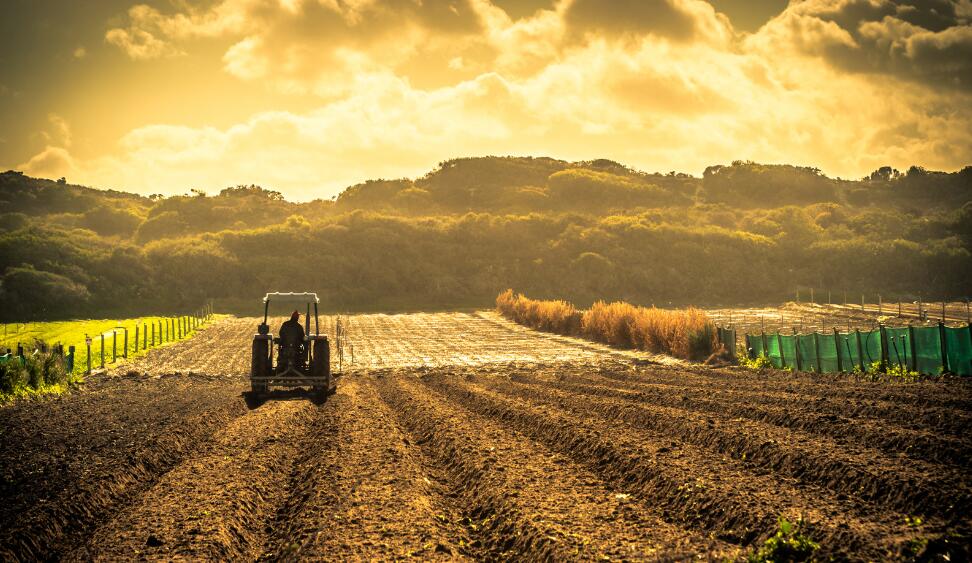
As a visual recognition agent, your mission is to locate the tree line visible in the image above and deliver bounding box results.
[0,157,969,321]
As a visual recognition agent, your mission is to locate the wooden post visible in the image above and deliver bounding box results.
[878,295,882,315]
[68,345,75,373]
[86,338,92,374]
[899,300,902,317]
[855,329,865,372]
[939,322,949,375]
[112,331,117,363]
[777,332,786,368]
[908,325,918,373]
[794,332,803,372]
[124,328,128,358]
[828,290,831,305]
[143,324,147,349]
[745,334,752,359]
[135,325,139,353]
[810,288,814,304]
[942,301,946,322]
[813,331,822,373]
[100,335,105,369]
[834,328,843,372]
[151,323,156,346]
[879,325,888,372]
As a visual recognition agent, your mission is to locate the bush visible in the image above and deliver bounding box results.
[497,290,716,360]
[0,344,70,399]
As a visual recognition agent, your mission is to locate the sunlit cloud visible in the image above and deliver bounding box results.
[9,0,969,198]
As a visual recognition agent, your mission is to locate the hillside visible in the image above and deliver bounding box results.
[1,158,970,320]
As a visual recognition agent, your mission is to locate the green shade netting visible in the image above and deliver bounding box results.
[912,326,943,376]
[836,332,860,372]
[766,334,783,369]
[779,335,797,369]
[797,334,817,372]
[818,333,840,373]
[748,334,765,358]
[885,327,912,369]
[944,326,972,376]
[861,329,883,370]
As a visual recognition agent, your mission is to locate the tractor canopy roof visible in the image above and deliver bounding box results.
[263,292,320,304]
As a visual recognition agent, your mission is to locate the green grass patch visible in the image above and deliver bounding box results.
[1,315,215,377]
[747,517,819,563]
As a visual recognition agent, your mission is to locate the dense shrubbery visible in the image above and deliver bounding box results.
[0,346,71,400]
[0,156,969,321]
[496,290,716,360]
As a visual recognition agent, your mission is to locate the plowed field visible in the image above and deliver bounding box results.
[1,312,970,561]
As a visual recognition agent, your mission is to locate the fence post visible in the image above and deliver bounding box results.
[794,330,803,372]
[135,325,139,353]
[151,322,156,346]
[939,322,948,375]
[143,323,147,349]
[908,325,917,372]
[834,328,843,372]
[761,331,769,358]
[879,325,888,372]
[855,329,865,372]
[112,331,117,363]
[777,332,786,368]
[812,331,822,374]
[86,337,92,374]
[68,345,75,373]
[100,335,105,369]
[745,334,753,359]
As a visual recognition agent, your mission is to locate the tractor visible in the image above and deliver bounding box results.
[250,292,331,396]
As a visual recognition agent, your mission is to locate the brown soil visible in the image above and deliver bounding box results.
[1,313,969,561]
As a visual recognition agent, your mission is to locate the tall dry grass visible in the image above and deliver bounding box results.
[496,289,716,361]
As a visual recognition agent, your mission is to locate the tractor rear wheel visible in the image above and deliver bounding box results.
[312,338,331,395]
[251,337,269,394]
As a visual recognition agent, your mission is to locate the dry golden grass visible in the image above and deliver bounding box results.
[497,289,716,360]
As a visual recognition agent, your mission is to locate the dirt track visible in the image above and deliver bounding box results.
[1,313,970,561]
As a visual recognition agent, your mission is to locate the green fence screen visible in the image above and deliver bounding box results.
[944,326,972,376]
[741,324,971,376]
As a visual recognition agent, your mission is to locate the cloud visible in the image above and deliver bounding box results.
[18,146,77,178]
[752,0,972,90]
[563,0,732,44]
[40,0,968,197]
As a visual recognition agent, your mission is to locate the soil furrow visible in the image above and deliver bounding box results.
[0,377,246,561]
[260,376,472,561]
[70,397,326,561]
[376,372,738,561]
[421,373,930,561]
[565,361,972,436]
[484,372,969,519]
[528,370,971,467]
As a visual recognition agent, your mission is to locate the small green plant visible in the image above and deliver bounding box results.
[747,517,819,563]
[0,345,75,403]
[739,353,773,370]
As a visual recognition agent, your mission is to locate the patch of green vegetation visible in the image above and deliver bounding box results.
[747,517,819,563]
[739,353,773,370]
[0,348,78,403]
[1,315,212,377]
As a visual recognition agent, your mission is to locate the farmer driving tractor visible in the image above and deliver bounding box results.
[278,310,306,370]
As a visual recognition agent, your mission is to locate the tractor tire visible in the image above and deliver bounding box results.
[251,337,269,394]
[312,338,331,394]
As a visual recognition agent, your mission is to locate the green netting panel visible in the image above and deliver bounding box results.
[818,333,840,373]
[913,326,943,376]
[797,334,818,372]
[944,326,972,376]
[748,334,765,359]
[779,335,797,370]
[885,327,912,370]
[836,332,859,372]
[767,334,784,369]
[861,329,883,370]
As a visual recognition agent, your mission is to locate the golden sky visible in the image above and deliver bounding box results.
[1,0,970,200]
